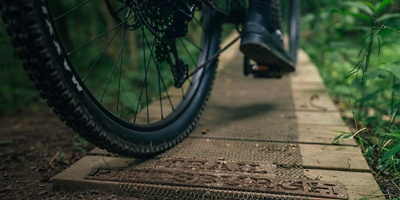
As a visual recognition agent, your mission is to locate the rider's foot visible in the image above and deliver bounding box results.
[240,10,295,73]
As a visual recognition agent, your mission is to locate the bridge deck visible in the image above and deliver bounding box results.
[53,36,384,199]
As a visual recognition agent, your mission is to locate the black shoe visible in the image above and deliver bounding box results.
[240,11,295,74]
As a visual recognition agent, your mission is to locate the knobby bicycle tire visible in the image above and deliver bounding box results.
[0,0,222,156]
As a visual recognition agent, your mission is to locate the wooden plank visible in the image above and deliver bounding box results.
[291,81,327,93]
[297,49,314,66]
[290,64,324,83]
[304,169,385,200]
[54,156,383,199]
[293,48,384,199]
[292,92,338,112]
[296,111,345,126]
[53,156,132,190]
[298,124,357,146]
[291,50,324,83]
[299,144,370,171]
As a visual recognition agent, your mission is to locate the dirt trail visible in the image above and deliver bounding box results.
[0,104,143,199]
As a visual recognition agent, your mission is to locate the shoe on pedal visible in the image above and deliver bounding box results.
[240,11,295,75]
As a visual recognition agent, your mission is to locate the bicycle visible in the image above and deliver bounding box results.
[0,0,299,156]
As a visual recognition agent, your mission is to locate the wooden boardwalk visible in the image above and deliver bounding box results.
[289,50,383,199]
[53,36,384,199]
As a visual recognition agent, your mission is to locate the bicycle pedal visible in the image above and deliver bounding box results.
[249,64,283,79]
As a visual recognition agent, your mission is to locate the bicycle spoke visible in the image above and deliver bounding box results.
[117,31,126,116]
[179,38,198,67]
[67,15,135,55]
[156,63,175,112]
[178,38,194,87]
[193,16,204,31]
[134,25,189,123]
[82,26,123,82]
[143,42,176,112]
[100,21,134,103]
[182,37,203,52]
[150,52,175,112]
[117,1,128,116]
[157,61,164,119]
[185,35,240,81]
[145,72,150,123]
[115,7,126,15]
[53,0,92,21]
[143,34,150,123]
[134,27,155,123]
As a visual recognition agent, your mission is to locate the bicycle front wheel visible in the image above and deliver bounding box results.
[1,0,222,156]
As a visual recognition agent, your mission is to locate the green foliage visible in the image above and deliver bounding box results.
[0,21,40,114]
[301,0,400,188]
[72,134,94,153]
